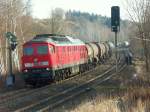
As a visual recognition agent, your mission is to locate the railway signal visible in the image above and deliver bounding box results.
[5,32,18,86]
[111,6,120,32]
[5,32,18,51]
[111,6,120,72]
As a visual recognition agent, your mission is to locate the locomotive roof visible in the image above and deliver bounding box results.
[28,34,85,46]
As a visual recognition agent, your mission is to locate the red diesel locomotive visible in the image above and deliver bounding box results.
[22,34,89,85]
[22,34,114,86]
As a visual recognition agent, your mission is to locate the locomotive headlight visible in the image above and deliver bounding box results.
[24,69,28,72]
[25,63,33,67]
[41,61,49,66]
[46,68,50,71]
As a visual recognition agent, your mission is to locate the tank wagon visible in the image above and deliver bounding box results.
[85,42,114,64]
[22,34,114,86]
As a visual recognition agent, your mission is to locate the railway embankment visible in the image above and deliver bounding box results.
[52,59,150,112]
[0,58,115,112]
[1,59,149,112]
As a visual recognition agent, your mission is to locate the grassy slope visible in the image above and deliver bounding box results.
[70,60,150,112]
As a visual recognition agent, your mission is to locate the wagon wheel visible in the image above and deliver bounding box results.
[61,71,65,80]
[57,72,61,81]
[55,72,59,81]
[63,70,67,79]
[60,71,65,80]
[66,70,69,78]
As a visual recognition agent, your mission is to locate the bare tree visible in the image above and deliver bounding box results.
[49,8,65,34]
[125,0,150,71]
[0,0,33,80]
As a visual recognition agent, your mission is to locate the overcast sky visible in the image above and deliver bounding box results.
[31,0,128,19]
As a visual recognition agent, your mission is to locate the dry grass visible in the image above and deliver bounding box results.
[70,88,150,112]
[124,88,150,112]
[70,60,150,112]
[70,99,119,112]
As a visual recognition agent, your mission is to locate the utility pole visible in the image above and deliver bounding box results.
[111,6,120,72]
[5,32,18,87]
[6,45,14,86]
[115,31,118,72]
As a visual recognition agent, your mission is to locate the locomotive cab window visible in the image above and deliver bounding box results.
[23,47,34,56]
[49,47,54,54]
[37,46,48,55]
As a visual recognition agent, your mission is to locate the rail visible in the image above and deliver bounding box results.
[15,57,126,112]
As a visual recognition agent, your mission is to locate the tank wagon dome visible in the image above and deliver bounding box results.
[108,42,115,48]
[124,41,130,47]
[26,34,85,46]
[117,41,130,48]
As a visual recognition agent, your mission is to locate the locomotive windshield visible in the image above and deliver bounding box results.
[37,45,48,55]
[23,47,34,56]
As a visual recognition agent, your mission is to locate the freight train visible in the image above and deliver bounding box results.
[21,34,115,86]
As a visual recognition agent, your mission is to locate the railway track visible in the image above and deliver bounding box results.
[0,65,95,103]
[0,63,108,105]
[14,57,126,112]
[0,89,27,100]
[0,58,116,111]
